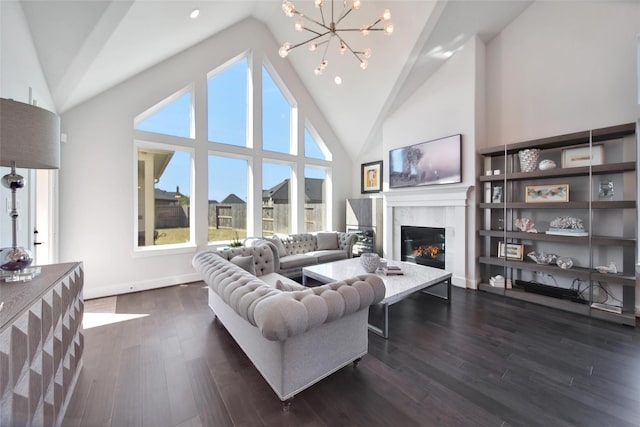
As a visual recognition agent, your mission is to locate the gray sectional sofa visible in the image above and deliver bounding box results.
[247,232,357,278]
[192,243,385,403]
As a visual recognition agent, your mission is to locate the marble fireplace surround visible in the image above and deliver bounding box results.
[383,184,472,288]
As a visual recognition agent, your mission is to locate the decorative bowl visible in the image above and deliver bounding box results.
[360,253,380,273]
[556,257,573,269]
[527,251,558,265]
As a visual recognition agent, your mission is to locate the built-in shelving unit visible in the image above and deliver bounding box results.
[478,123,637,326]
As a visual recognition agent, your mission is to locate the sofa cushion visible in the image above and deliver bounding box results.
[306,250,348,264]
[259,272,307,291]
[270,235,288,257]
[279,254,317,270]
[316,232,338,250]
[275,279,308,292]
[231,255,256,275]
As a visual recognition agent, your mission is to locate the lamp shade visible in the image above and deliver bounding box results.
[0,98,60,169]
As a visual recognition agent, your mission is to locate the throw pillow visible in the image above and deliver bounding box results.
[316,232,339,250]
[275,279,306,292]
[231,255,256,275]
[270,235,288,257]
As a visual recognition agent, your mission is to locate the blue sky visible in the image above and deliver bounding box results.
[136,60,326,202]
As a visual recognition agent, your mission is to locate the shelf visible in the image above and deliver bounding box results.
[479,201,635,209]
[478,230,635,247]
[478,122,636,157]
[479,283,636,326]
[478,122,636,326]
[479,161,636,182]
[479,256,591,279]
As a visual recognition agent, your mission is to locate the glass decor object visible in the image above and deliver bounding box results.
[556,257,573,269]
[518,148,540,172]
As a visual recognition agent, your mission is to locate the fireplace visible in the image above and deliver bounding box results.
[401,226,445,270]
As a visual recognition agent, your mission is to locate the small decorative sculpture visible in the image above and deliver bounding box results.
[527,251,558,265]
[550,216,584,230]
[514,218,537,233]
[538,159,557,171]
[596,262,617,274]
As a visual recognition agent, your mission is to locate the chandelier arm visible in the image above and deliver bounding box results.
[335,34,363,64]
[335,6,353,26]
[302,27,327,37]
[288,32,330,51]
[296,12,332,32]
[320,36,332,62]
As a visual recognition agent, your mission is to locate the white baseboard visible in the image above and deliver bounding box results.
[84,272,201,300]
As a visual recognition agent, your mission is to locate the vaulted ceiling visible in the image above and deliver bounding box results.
[18,0,532,159]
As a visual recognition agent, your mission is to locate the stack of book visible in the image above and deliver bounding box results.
[382,265,403,276]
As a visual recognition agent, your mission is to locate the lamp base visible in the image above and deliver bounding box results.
[0,266,41,282]
[0,247,34,271]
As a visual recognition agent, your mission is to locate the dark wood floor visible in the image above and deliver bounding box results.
[62,283,640,427]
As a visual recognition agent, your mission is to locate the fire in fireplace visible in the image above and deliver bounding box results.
[401,226,445,269]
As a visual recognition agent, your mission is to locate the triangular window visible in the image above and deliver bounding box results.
[135,90,193,138]
[304,128,330,160]
[262,67,292,154]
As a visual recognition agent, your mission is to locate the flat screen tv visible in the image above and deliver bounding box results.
[389,134,462,188]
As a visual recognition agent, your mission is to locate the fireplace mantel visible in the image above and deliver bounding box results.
[383,184,472,208]
[383,184,474,288]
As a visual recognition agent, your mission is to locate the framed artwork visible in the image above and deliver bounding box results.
[561,145,604,168]
[389,134,462,188]
[361,160,383,193]
[498,242,524,261]
[525,184,569,203]
[492,185,503,203]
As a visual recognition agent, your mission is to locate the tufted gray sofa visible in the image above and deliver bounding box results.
[192,243,385,402]
[248,232,358,279]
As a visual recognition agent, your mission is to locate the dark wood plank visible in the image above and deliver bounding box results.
[64,283,640,427]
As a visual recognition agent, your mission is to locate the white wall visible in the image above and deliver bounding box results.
[0,1,55,253]
[59,18,352,299]
[380,36,484,287]
[487,0,639,145]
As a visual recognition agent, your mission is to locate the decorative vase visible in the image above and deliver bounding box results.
[360,253,380,273]
[518,149,540,173]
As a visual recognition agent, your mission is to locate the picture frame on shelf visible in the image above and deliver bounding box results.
[361,160,383,193]
[498,242,524,261]
[525,184,569,203]
[561,145,604,168]
[492,185,503,203]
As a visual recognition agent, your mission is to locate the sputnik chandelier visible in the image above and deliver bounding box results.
[278,0,393,84]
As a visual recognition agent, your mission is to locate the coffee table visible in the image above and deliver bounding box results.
[302,258,452,338]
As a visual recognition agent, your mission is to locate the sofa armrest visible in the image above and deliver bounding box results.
[338,232,358,258]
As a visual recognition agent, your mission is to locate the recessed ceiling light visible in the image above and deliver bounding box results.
[190,8,200,19]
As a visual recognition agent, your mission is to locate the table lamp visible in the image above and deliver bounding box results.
[0,98,60,278]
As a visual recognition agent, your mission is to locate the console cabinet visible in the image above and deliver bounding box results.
[478,123,637,326]
[0,262,84,426]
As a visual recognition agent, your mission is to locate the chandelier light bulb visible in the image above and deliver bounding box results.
[360,59,368,70]
[351,0,361,10]
[339,42,347,54]
[309,43,318,51]
[334,75,343,85]
[382,9,391,21]
[363,48,371,59]
[320,59,328,69]
[295,20,304,31]
[278,43,291,58]
[314,67,323,76]
[360,25,370,36]
[384,23,394,35]
[314,0,323,8]
[282,1,296,17]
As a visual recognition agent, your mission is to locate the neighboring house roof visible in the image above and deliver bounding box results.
[221,193,246,204]
[262,178,324,204]
[155,186,186,202]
